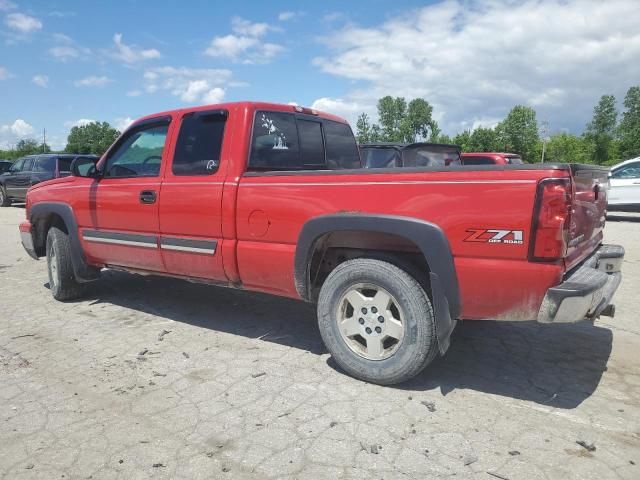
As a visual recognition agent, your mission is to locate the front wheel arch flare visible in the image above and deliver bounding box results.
[295,214,460,319]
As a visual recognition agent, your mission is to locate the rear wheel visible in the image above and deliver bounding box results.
[0,187,10,207]
[46,225,84,301]
[317,258,438,385]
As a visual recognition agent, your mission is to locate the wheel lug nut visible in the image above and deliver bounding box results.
[371,306,378,314]
[375,326,382,333]
[365,327,372,334]
[361,307,367,314]
[378,316,384,323]
[358,318,365,325]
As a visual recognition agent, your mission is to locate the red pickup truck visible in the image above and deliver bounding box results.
[19,101,623,385]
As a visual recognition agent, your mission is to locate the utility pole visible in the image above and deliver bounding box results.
[42,128,46,152]
[540,120,549,163]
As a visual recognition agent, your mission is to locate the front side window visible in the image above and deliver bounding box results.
[173,111,226,175]
[104,124,168,178]
[324,121,361,169]
[10,158,26,172]
[612,163,640,179]
[249,111,299,170]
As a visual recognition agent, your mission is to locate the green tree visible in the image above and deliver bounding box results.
[400,98,438,142]
[496,105,539,163]
[377,96,407,142]
[357,96,438,143]
[584,95,618,164]
[65,121,120,155]
[545,133,590,163]
[452,130,471,151]
[356,113,374,143]
[15,139,42,156]
[619,86,640,160]
[468,127,498,152]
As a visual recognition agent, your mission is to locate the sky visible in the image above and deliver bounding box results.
[0,0,639,150]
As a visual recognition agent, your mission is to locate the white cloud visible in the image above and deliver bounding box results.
[74,75,112,88]
[230,17,272,37]
[5,12,42,33]
[204,17,284,64]
[0,66,8,79]
[48,11,76,18]
[63,119,96,128]
[278,11,301,21]
[310,97,373,126]
[48,34,90,61]
[142,66,231,104]
[126,89,142,97]
[109,33,161,64]
[0,0,16,11]
[114,117,134,131]
[313,0,640,134]
[0,119,35,149]
[1,119,34,137]
[32,74,48,87]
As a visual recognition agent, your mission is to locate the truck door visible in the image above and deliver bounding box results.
[5,156,34,200]
[158,109,228,281]
[80,117,172,272]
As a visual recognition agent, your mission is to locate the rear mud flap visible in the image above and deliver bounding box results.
[430,272,457,355]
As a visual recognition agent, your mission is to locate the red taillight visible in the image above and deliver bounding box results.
[529,178,572,261]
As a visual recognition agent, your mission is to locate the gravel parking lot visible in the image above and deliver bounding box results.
[1,206,639,480]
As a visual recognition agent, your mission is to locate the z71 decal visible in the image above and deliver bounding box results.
[465,229,524,245]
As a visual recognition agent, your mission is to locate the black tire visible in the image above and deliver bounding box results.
[46,225,84,301]
[0,186,10,207]
[317,258,438,385]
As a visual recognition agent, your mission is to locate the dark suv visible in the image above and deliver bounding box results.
[0,154,97,206]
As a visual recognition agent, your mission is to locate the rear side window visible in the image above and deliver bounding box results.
[249,112,300,170]
[507,156,523,164]
[298,120,325,167]
[248,111,361,171]
[34,156,56,173]
[173,111,226,175]
[58,158,73,172]
[612,162,640,179]
[462,156,494,165]
[324,121,361,169]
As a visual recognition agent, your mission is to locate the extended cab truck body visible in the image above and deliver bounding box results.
[19,102,624,384]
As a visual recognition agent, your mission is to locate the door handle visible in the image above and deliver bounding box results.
[139,190,157,204]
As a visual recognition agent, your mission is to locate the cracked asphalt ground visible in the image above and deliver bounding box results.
[1,206,639,480]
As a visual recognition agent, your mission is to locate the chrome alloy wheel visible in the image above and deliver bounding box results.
[336,283,405,360]
[48,244,59,288]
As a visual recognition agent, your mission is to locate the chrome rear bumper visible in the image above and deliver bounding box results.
[537,244,624,323]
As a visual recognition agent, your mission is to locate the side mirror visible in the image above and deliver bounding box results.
[71,157,101,178]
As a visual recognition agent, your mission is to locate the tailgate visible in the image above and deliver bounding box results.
[565,164,609,270]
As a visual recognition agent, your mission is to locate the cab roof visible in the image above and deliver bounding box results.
[131,101,349,129]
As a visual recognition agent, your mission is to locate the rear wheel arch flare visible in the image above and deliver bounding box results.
[294,214,460,319]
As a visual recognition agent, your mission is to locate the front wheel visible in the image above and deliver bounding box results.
[46,225,84,301]
[317,258,438,385]
[0,187,10,207]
